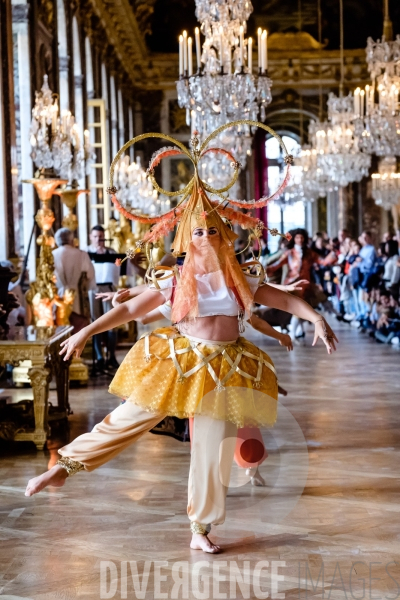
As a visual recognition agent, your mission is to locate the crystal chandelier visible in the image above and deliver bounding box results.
[371,156,400,209]
[114,155,170,216]
[353,36,400,156]
[295,145,340,200]
[309,93,371,188]
[176,0,272,169]
[306,0,371,190]
[29,75,92,184]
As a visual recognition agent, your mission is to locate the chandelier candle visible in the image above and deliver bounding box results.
[360,90,365,117]
[51,99,58,134]
[188,37,193,76]
[248,37,252,71]
[220,27,224,68]
[257,28,262,71]
[195,27,201,71]
[183,30,188,74]
[261,30,267,73]
[179,35,184,76]
[240,25,244,67]
[354,88,360,116]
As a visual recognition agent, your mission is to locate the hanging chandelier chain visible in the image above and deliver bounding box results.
[339,0,344,97]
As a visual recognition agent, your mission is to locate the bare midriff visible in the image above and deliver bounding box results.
[176,315,239,342]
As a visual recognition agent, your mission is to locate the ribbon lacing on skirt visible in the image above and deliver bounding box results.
[140,330,278,392]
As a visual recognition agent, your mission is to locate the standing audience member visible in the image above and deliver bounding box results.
[355,231,378,320]
[87,225,120,372]
[53,228,96,333]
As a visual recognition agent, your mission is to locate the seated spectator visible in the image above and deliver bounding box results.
[374,292,400,344]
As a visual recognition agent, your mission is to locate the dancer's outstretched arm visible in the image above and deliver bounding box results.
[267,279,309,292]
[95,284,147,304]
[254,284,338,353]
[60,289,165,360]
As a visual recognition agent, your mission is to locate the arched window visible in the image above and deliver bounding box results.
[266,134,305,251]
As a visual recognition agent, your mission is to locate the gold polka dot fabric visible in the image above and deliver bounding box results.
[109,326,278,428]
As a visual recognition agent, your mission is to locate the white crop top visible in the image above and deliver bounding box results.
[151,269,259,319]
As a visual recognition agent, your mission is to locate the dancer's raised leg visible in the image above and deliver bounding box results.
[25,402,166,496]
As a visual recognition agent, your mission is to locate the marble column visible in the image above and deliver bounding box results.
[327,189,339,238]
[128,105,134,160]
[117,88,124,149]
[305,199,318,236]
[0,23,7,261]
[57,0,69,113]
[11,3,35,273]
[72,17,87,247]
[110,75,118,159]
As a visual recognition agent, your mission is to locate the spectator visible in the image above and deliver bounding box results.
[353,231,379,320]
[379,232,398,260]
[338,229,350,245]
[87,225,120,372]
[383,253,400,291]
[53,228,96,333]
[267,228,338,339]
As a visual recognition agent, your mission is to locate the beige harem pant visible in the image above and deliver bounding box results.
[58,401,237,528]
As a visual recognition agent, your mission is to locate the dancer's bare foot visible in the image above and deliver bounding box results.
[246,466,266,487]
[25,465,68,497]
[190,533,221,553]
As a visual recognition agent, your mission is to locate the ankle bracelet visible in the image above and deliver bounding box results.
[57,457,85,477]
[190,522,208,535]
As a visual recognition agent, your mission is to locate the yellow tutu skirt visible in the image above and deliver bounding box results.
[109,326,278,428]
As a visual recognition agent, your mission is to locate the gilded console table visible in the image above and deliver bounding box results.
[0,325,73,450]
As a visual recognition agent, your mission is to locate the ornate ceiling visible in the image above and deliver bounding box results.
[87,0,400,93]
[89,0,149,84]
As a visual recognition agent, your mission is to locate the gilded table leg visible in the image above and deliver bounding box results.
[28,366,51,450]
[48,338,72,416]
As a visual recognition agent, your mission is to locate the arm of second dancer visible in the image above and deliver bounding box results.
[247,313,293,351]
[60,289,166,360]
[254,284,338,353]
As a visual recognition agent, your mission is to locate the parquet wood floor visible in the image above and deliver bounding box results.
[0,320,399,599]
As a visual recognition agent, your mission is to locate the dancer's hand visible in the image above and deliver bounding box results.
[285,279,309,292]
[312,318,338,354]
[112,288,131,307]
[278,333,293,351]
[95,291,115,302]
[60,329,89,360]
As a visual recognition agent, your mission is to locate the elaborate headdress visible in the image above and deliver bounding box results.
[107,120,293,321]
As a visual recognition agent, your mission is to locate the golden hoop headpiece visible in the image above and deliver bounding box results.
[107,119,293,259]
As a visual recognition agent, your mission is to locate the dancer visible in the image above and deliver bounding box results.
[25,125,337,554]
[267,228,338,340]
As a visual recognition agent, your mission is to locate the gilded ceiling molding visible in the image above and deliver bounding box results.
[87,0,148,85]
